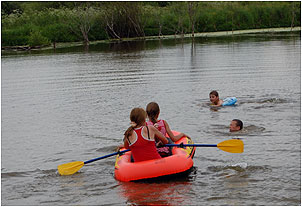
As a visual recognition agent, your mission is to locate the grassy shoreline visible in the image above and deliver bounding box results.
[2,27,301,52]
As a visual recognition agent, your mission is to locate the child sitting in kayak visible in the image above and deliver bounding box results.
[123,107,168,162]
[209,90,223,106]
[146,102,190,157]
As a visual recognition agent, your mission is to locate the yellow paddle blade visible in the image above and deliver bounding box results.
[217,139,244,153]
[58,161,84,175]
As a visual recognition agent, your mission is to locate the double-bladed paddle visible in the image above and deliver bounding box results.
[57,139,243,176]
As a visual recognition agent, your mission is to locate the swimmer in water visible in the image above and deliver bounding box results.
[230,119,243,132]
[209,90,223,106]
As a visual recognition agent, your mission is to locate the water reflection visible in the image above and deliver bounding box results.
[2,32,300,57]
[117,180,193,206]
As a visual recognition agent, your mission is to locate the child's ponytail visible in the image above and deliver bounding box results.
[149,116,157,125]
[124,122,136,141]
[124,108,146,143]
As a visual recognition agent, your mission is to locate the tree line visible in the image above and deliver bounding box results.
[1,1,301,47]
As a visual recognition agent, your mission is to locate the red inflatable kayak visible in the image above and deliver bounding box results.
[114,131,196,182]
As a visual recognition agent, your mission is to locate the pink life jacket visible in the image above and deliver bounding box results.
[146,120,170,156]
[146,119,167,136]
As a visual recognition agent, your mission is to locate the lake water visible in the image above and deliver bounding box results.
[1,32,301,205]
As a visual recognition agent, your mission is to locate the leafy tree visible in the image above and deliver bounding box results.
[140,5,159,36]
[61,5,100,45]
[291,1,301,28]
[28,30,50,47]
[187,2,199,37]
[168,2,188,36]
[1,2,23,15]
[1,1,301,47]
[102,2,145,39]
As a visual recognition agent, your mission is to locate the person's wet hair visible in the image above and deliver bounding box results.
[233,119,243,130]
[209,90,219,97]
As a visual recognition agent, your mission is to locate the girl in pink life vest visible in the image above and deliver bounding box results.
[123,108,168,162]
[146,102,190,156]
